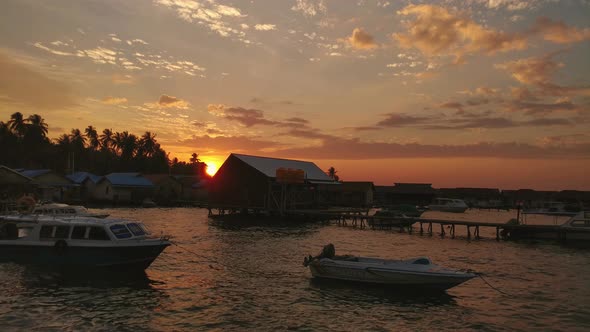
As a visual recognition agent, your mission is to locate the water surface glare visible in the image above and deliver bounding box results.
[1,208,589,331]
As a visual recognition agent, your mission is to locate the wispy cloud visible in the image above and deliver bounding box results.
[347,28,378,50]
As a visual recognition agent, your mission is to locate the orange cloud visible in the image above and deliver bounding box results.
[533,17,590,44]
[393,5,526,57]
[347,28,378,50]
[102,96,128,105]
[158,94,189,108]
[496,54,563,85]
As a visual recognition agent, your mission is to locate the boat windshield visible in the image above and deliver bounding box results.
[110,224,133,239]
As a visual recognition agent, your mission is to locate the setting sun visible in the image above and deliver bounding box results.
[205,162,219,177]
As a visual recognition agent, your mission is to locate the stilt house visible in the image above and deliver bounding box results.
[209,154,336,212]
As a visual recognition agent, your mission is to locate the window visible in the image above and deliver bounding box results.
[54,226,70,238]
[88,227,110,240]
[110,224,132,239]
[71,226,87,239]
[40,226,53,238]
[127,223,145,236]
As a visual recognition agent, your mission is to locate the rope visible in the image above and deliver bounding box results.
[461,268,511,296]
[170,240,294,278]
[476,274,511,296]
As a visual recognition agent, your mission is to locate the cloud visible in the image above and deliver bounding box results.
[291,0,327,17]
[273,136,590,160]
[533,17,590,44]
[496,54,562,86]
[254,24,276,31]
[285,117,309,124]
[208,104,278,127]
[506,100,579,115]
[376,113,431,127]
[158,94,190,108]
[393,5,527,57]
[439,101,465,113]
[112,74,135,85]
[347,28,378,50]
[102,96,128,105]
[178,134,280,153]
[0,52,76,110]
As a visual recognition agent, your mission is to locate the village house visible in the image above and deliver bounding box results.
[143,174,182,205]
[374,183,436,207]
[18,169,77,202]
[209,153,336,212]
[94,173,155,204]
[66,171,103,203]
[323,181,374,208]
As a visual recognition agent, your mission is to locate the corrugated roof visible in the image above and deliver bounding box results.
[104,173,154,187]
[232,154,333,182]
[20,169,52,178]
[67,172,102,184]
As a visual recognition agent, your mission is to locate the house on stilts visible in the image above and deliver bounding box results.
[208,153,337,215]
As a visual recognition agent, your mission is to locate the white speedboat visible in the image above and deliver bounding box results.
[303,245,475,290]
[0,215,169,270]
[523,202,578,217]
[501,211,590,242]
[30,203,110,219]
[428,198,468,213]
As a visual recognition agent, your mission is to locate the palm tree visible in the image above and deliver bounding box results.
[27,114,48,139]
[99,128,113,151]
[8,112,26,138]
[327,166,339,181]
[113,131,137,159]
[139,131,157,157]
[189,152,201,164]
[69,128,86,152]
[85,125,99,151]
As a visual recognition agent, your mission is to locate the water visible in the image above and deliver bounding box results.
[1,208,589,331]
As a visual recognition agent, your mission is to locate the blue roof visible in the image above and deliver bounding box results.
[67,172,103,184]
[20,169,52,178]
[104,173,154,187]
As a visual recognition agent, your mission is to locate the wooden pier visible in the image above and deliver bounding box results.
[284,209,510,241]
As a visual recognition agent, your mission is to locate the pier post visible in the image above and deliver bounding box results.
[496,227,500,241]
[451,224,455,239]
[440,224,445,238]
[428,222,433,236]
[419,222,424,235]
[475,226,480,239]
[467,226,471,240]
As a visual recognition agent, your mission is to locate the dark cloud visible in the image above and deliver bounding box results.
[533,17,590,44]
[347,28,378,49]
[179,134,280,152]
[158,94,189,108]
[376,113,432,127]
[507,100,578,115]
[208,104,278,127]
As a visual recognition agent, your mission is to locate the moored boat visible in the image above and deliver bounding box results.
[0,215,170,270]
[303,244,476,290]
[501,211,590,242]
[428,198,468,213]
[31,202,110,218]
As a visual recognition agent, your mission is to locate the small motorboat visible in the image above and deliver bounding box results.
[428,198,468,213]
[303,244,476,290]
[0,214,170,270]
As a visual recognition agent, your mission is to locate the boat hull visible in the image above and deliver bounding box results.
[309,261,474,290]
[0,242,169,270]
[428,206,468,213]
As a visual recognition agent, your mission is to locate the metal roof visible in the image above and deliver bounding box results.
[232,154,333,182]
[67,172,103,184]
[104,173,154,187]
[19,169,52,178]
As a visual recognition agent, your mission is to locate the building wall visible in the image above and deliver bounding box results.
[209,155,270,208]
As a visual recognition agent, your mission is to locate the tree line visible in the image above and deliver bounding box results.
[0,112,209,177]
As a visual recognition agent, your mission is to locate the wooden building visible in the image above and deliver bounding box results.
[19,169,76,202]
[374,183,436,207]
[323,181,374,208]
[144,174,182,205]
[209,153,336,212]
[66,172,103,202]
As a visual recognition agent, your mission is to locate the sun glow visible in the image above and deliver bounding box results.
[205,161,219,176]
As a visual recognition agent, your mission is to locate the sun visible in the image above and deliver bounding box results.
[205,161,219,176]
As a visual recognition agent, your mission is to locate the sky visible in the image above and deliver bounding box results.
[1,0,589,190]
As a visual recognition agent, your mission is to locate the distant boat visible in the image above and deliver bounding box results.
[303,244,475,290]
[374,204,425,218]
[0,215,170,270]
[427,198,468,213]
[523,202,578,217]
[502,211,590,242]
[31,203,110,219]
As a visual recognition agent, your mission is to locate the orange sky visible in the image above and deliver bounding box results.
[1,1,589,190]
